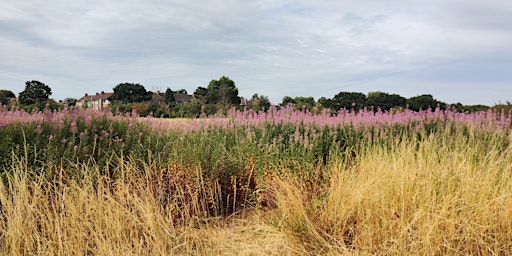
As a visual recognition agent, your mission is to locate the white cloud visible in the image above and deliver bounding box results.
[0,0,511,105]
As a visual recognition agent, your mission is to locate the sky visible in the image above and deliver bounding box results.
[1,0,511,105]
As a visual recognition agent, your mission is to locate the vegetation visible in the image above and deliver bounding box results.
[63,97,77,107]
[406,94,446,111]
[3,76,509,117]
[109,82,152,103]
[248,93,271,111]
[17,80,52,110]
[318,92,367,112]
[1,105,512,254]
[0,90,15,106]
[205,76,240,106]
[366,91,406,111]
[281,96,316,111]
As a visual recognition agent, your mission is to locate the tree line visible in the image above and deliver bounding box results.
[106,76,252,117]
[1,77,507,116]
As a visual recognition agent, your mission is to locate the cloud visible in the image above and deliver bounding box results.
[0,0,511,105]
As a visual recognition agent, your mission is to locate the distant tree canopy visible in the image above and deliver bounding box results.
[194,87,208,97]
[449,103,489,113]
[64,98,77,107]
[205,76,240,105]
[280,96,315,110]
[322,92,367,112]
[18,80,52,106]
[366,91,406,111]
[0,90,15,99]
[164,88,175,104]
[281,96,295,106]
[16,75,495,116]
[109,83,151,103]
[293,96,315,110]
[294,92,455,113]
[249,93,271,111]
[406,94,445,111]
[0,89,16,105]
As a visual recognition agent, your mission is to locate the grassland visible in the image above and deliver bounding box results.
[1,105,511,255]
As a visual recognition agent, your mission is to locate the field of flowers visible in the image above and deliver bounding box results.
[1,104,512,255]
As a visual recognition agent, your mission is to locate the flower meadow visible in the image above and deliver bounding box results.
[1,105,512,255]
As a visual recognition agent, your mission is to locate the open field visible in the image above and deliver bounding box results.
[1,105,512,255]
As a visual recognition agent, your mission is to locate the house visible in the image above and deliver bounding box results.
[173,93,204,104]
[75,91,203,110]
[76,91,113,110]
[151,91,204,104]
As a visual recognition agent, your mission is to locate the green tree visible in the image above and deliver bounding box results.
[294,96,316,111]
[450,102,465,112]
[317,97,329,107]
[280,96,295,106]
[465,104,490,112]
[249,93,271,111]
[63,97,77,107]
[164,88,175,104]
[0,89,16,106]
[109,83,151,103]
[407,94,444,111]
[279,96,315,111]
[18,80,52,106]
[329,92,366,111]
[366,91,406,111]
[176,99,203,118]
[194,87,208,97]
[450,103,489,113]
[205,76,240,105]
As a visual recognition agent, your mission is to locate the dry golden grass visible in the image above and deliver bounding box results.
[0,161,294,255]
[271,134,512,255]
[1,133,512,255]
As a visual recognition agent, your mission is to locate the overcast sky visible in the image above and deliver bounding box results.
[1,0,511,105]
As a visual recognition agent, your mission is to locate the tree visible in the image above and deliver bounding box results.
[406,94,443,111]
[18,80,52,106]
[109,83,151,103]
[366,91,406,111]
[294,96,316,111]
[19,80,52,110]
[450,102,489,113]
[329,92,366,111]
[317,97,329,107]
[278,96,315,111]
[464,104,489,112]
[164,88,175,104]
[0,89,15,106]
[280,96,295,106]
[176,99,203,118]
[249,93,271,111]
[194,87,208,97]
[63,97,77,107]
[205,76,240,105]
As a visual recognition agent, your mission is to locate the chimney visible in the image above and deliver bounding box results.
[85,93,88,96]
[96,92,99,95]
[101,91,104,94]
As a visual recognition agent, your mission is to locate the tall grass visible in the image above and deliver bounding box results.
[0,159,295,255]
[272,130,512,255]
[1,106,511,254]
